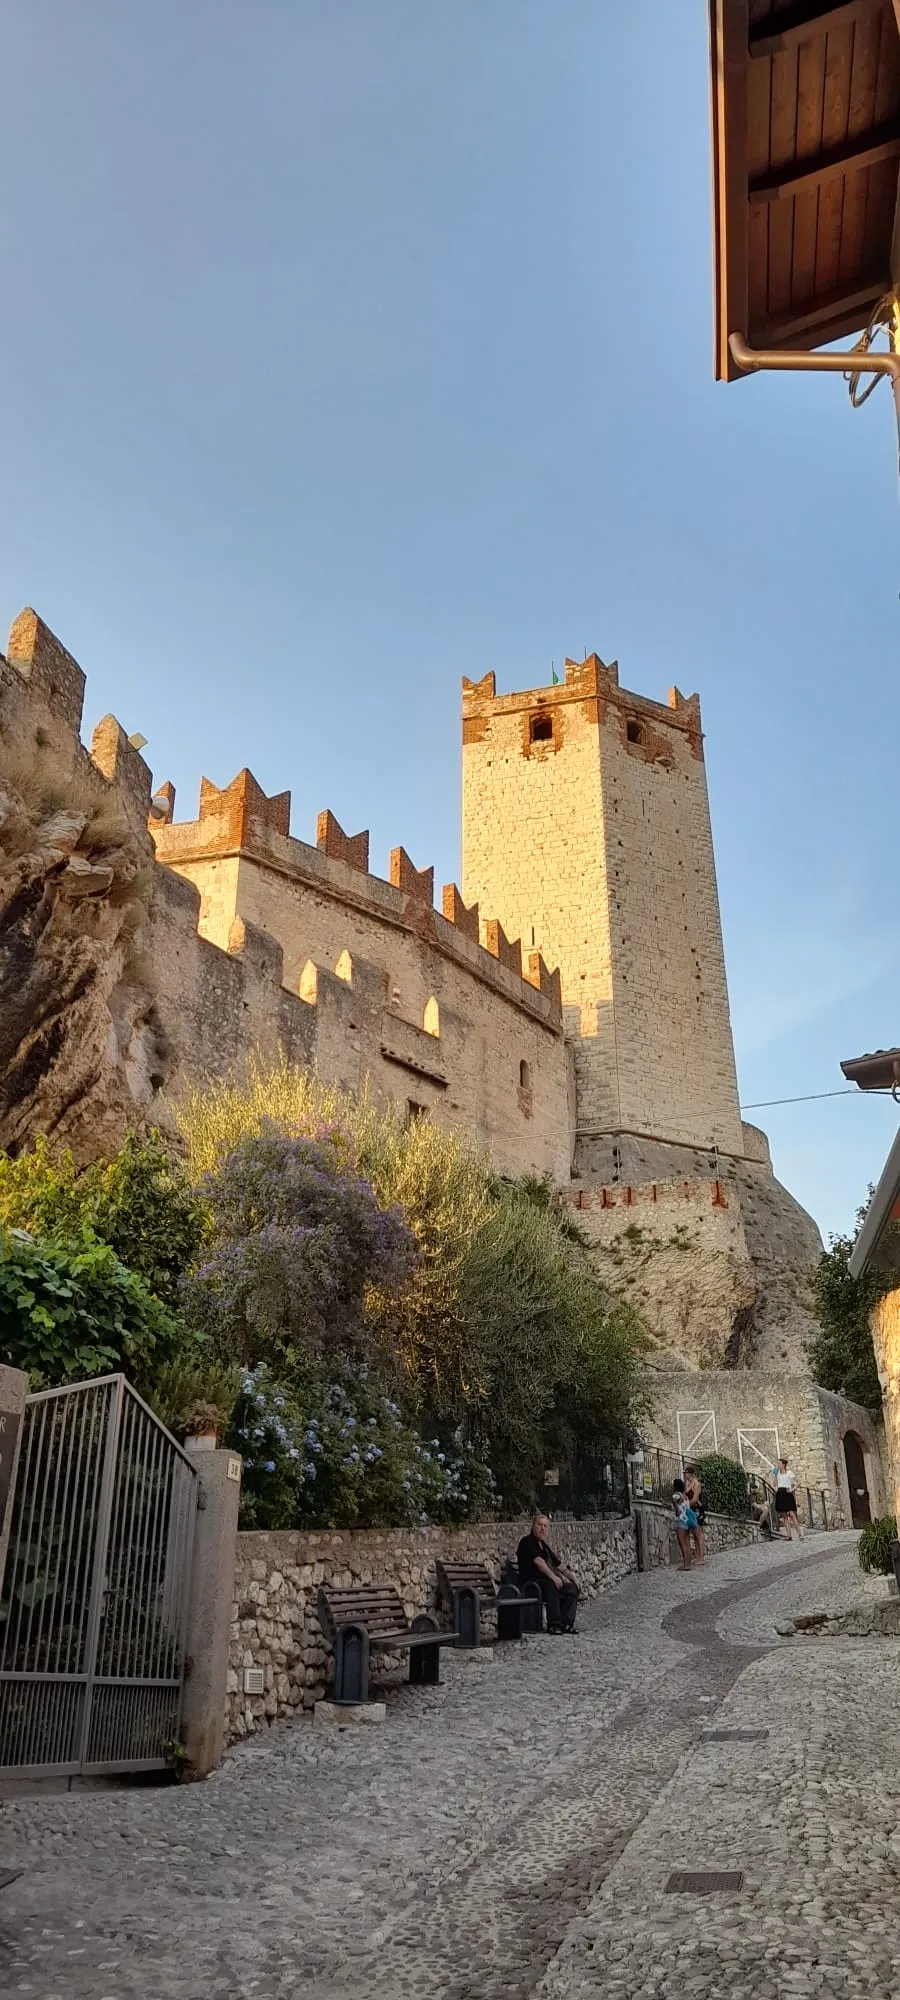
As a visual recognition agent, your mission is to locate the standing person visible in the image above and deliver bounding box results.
[671,1478,695,1571]
[516,1513,579,1632]
[772,1457,804,1541]
[684,1464,707,1565]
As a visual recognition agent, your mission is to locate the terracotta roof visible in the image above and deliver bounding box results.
[709,0,900,380]
[841,1047,900,1088]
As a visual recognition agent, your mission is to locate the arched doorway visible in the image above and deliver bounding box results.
[843,1433,871,1528]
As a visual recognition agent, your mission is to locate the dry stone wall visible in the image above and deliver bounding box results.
[633,1504,762,1569]
[226,1515,636,1741]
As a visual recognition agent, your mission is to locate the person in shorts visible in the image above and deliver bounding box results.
[684,1463,707,1565]
[671,1478,697,1571]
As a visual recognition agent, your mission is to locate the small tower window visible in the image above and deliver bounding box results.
[626,719,643,745]
[406,1099,428,1126]
[530,711,553,743]
[519,1059,532,1092]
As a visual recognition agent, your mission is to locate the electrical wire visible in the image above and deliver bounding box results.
[739,1087,893,1110]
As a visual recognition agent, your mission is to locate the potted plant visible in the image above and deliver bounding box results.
[183,1400,224,1452]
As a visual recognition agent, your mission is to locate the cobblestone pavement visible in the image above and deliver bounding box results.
[541,1533,898,2000]
[0,1535,866,1998]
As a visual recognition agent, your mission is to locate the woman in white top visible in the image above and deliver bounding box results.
[772,1458,804,1542]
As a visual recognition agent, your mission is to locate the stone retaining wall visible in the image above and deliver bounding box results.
[634,1503,763,1569]
[226,1513,636,1742]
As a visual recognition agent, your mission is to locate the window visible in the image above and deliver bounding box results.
[423,996,440,1038]
[519,1059,531,1091]
[626,719,643,745]
[530,711,553,743]
[406,1099,428,1126]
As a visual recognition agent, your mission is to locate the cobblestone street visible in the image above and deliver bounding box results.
[0,1534,887,1997]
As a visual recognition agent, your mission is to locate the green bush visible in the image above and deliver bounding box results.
[176,1059,650,1516]
[696,1452,748,1520]
[0,1227,185,1387]
[0,1132,205,1308]
[858,1515,898,1576]
[228,1363,492,1530]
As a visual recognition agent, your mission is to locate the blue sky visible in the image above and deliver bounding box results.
[2,1,898,1238]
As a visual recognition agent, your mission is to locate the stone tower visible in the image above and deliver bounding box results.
[461,655,744,1180]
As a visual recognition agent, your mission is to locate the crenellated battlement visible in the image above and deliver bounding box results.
[461,653,703,759]
[0,611,569,1185]
[150,769,562,1028]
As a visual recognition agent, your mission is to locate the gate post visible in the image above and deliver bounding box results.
[181,1449,242,1778]
[0,1366,28,1595]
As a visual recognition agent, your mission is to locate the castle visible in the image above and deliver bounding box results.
[0,609,884,1521]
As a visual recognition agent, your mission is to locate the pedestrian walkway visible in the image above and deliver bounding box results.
[0,1535,873,1997]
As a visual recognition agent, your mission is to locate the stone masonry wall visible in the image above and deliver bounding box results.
[0,610,570,1178]
[644,1369,887,1528]
[154,777,572,1183]
[226,1514,636,1741]
[634,1503,762,1569]
[869,1288,900,1519]
[460,657,743,1156]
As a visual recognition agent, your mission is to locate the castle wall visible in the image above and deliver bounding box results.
[153,786,572,1182]
[460,658,744,1157]
[0,611,571,1182]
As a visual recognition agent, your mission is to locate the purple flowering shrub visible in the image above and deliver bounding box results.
[230,1361,492,1530]
[181,1126,416,1369]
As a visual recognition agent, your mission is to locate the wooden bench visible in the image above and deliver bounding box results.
[316,1584,457,1706]
[434,1560,542,1647]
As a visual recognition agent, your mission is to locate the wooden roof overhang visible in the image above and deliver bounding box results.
[710,0,900,379]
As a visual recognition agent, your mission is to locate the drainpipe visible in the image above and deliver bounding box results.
[728,327,900,440]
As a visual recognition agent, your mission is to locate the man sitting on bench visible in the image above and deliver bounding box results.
[517,1512,579,1633]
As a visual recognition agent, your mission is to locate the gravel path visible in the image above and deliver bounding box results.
[0,1534,864,1997]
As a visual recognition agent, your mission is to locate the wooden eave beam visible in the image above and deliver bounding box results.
[749,119,900,202]
[750,0,882,58]
[757,275,888,339]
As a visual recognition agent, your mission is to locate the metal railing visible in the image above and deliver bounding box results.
[628,1454,833,1533]
[627,1448,684,1506]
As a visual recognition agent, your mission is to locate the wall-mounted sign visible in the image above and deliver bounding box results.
[543,1467,560,1487]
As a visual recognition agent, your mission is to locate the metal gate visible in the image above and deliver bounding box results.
[0,1375,198,1777]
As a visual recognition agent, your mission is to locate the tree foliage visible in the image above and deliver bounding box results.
[0,1132,204,1308]
[177,1060,650,1518]
[182,1126,416,1371]
[809,1210,887,1413]
[0,1228,183,1387]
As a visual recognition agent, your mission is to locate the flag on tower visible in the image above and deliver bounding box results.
[551,664,559,685]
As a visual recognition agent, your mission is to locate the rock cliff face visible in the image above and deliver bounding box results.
[0,768,165,1163]
[569,1154,822,1378]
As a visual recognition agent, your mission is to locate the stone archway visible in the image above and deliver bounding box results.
[843,1432,871,1528]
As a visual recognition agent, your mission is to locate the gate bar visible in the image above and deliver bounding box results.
[75,1378,124,1771]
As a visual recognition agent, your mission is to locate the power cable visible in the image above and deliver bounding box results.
[739,1087,893,1110]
